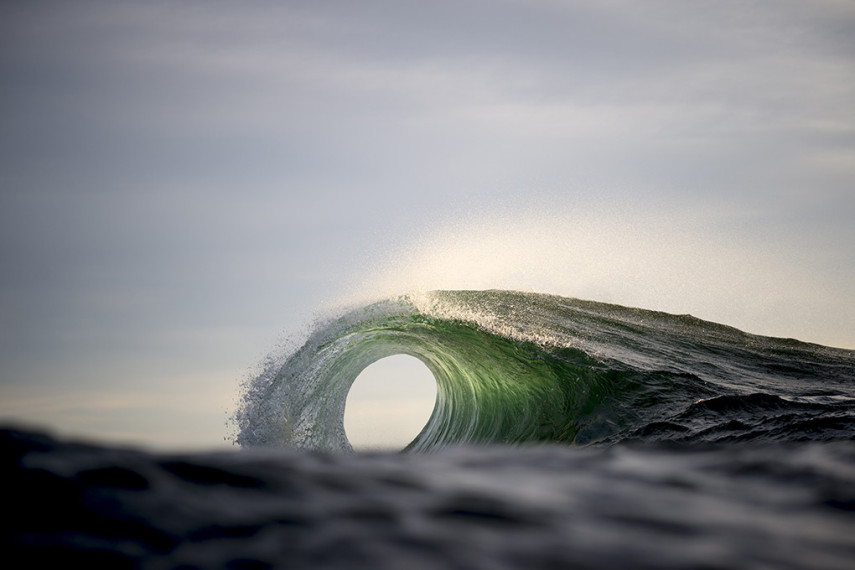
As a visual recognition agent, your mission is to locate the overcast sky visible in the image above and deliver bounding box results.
[1,1,853,449]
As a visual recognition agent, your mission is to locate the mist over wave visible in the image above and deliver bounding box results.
[344,207,853,349]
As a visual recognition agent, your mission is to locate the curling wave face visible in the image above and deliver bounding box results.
[234,290,855,451]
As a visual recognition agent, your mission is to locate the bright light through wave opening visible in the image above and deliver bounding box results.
[344,355,437,451]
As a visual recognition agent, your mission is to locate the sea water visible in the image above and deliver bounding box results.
[6,290,855,568]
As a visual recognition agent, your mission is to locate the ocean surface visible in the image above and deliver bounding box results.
[6,290,855,568]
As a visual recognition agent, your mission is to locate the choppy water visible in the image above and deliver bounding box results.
[5,429,855,569]
[6,291,855,568]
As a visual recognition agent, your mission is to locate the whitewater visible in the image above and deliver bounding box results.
[6,290,855,569]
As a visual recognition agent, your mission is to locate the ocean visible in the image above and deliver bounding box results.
[6,290,855,568]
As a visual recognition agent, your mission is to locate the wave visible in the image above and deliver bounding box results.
[233,290,855,451]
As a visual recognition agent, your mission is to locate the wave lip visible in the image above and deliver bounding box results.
[234,290,855,451]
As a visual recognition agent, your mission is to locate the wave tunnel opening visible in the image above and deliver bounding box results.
[344,354,438,451]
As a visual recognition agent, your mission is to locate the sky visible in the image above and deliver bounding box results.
[1,1,853,450]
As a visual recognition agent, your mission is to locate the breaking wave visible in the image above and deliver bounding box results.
[234,290,855,451]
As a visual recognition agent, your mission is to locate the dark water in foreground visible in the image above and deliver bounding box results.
[5,428,855,569]
[7,291,855,568]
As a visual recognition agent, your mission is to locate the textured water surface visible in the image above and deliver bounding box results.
[235,290,855,451]
[7,290,855,568]
[5,429,855,569]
